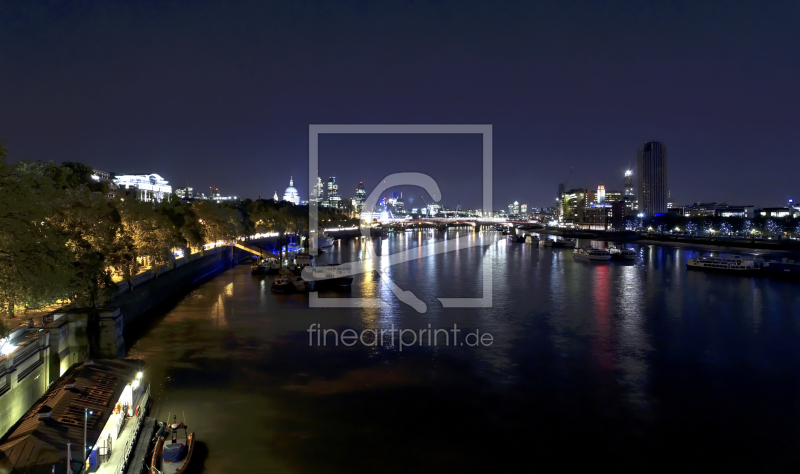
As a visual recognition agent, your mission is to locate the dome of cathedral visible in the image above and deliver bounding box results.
[283,177,300,205]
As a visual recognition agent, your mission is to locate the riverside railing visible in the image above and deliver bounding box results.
[110,234,281,298]
[114,383,149,474]
[111,247,228,298]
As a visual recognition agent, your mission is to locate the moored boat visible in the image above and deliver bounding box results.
[251,257,276,275]
[151,415,194,474]
[304,263,354,290]
[294,252,315,274]
[686,255,760,274]
[271,273,295,293]
[609,246,636,260]
[573,247,612,261]
[312,232,334,250]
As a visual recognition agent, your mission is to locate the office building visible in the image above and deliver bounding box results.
[310,177,324,204]
[354,182,366,213]
[323,177,341,209]
[605,190,623,203]
[559,188,590,225]
[637,141,668,216]
[175,187,193,199]
[114,173,172,202]
[596,184,606,204]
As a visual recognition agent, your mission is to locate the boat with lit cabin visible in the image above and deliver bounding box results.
[573,247,612,261]
[609,246,636,260]
[686,255,760,274]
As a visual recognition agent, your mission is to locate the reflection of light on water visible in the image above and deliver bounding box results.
[225,282,233,296]
[209,293,228,328]
[751,283,762,333]
[591,264,615,371]
[616,262,652,411]
[548,245,566,315]
[665,248,683,318]
[259,279,266,308]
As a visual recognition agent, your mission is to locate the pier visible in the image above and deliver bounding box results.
[0,360,149,474]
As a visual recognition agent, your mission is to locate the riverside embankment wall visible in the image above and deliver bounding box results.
[112,246,237,328]
[95,242,264,358]
[1,241,263,438]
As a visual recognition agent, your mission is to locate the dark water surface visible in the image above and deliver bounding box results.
[130,230,800,473]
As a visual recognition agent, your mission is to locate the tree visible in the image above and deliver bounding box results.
[0,160,75,319]
[50,185,127,307]
[192,200,244,243]
[119,199,181,273]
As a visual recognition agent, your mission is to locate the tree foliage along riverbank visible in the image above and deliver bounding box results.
[624,213,800,239]
[0,144,352,332]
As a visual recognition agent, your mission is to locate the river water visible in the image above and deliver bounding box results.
[129,229,800,473]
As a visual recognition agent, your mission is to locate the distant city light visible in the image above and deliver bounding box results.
[625,170,632,177]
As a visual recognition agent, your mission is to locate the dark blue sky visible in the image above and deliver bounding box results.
[2,1,799,209]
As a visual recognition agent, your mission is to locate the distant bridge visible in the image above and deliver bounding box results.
[320,219,546,240]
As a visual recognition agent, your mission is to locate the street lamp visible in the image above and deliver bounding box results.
[84,408,93,466]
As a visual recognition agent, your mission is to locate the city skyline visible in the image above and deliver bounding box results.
[2,2,799,208]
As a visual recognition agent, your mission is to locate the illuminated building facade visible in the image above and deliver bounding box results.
[597,184,606,204]
[282,176,300,205]
[310,177,324,204]
[114,173,172,202]
[325,177,341,209]
[354,182,366,213]
[559,188,590,226]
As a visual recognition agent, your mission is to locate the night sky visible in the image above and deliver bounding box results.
[2,1,798,209]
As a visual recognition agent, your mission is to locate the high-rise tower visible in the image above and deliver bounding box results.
[636,142,668,216]
[354,182,366,213]
[311,176,324,203]
[326,177,341,209]
[624,170,634,197]
[623,169,636,216]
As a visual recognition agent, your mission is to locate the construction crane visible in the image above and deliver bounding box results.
[563,166,573,190]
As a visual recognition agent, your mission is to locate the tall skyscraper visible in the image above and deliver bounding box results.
[624,170,634,197]
[623,169,636,216]
[311,176,324,204]
[326,177,341,209]
[637,141,668,216]
[354,182,366,213]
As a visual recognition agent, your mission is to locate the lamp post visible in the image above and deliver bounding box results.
[84,408,93,466]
